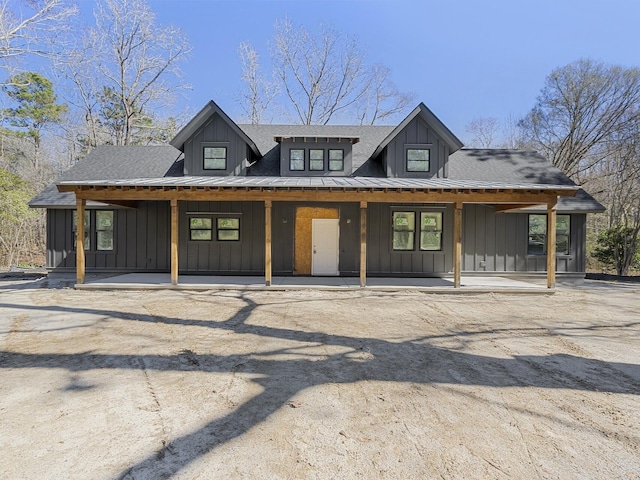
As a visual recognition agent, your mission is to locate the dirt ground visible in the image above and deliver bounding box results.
[0,278,639,480]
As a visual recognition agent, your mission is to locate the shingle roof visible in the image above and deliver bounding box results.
[239,124,393,176]
[57,145,182,182]
[29,129,603,213]
[448,149,604,212]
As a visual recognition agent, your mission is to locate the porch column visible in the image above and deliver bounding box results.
[453,201,463,288]
[546,199,557,289]
[360,201,367,288]
[170,199,179,286]
[76,198,86,285]
[265,200,272,286]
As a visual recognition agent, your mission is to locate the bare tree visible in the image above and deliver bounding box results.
[465,117,500,148]
[58,0,190,147]
[0,0,77,79]
[519,59,640,181]
[239,18,413,125]
[238,42,277,124]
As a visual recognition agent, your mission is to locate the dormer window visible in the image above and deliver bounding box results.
[290,149,305,171]
[328,149,344,171]
[203,146,227,170]
[406,147,430,172]
[309,149,324,171]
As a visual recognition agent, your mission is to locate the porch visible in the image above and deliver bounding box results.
[73,273,549,293]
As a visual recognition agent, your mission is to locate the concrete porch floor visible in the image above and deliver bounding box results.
[73,273,550,293]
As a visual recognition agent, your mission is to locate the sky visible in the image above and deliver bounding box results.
[75,0,640,143]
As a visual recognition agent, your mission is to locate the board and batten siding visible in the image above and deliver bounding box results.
[183,113,250,176]
[462,204,587,273]
[271,202,361,275]
[46,201,170,271]
[179,201,264,274]
[382,116,449,179]
[366,203,454,276]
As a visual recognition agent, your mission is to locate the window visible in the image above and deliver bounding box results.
[419,212,443,251]
[217,218,240,241]
[190,218,212,241]
[73,210,114,251]
[406,148,430,172]
[203,147,227,170]
[290,149,305,171]
[96,211,114,251]
[309,149,324,171]
[328,149,344,171]
[528,214,571,255]
[392,212,415,250]
[72,211,90,250]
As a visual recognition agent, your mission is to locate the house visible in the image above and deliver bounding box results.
[29,101,604,288]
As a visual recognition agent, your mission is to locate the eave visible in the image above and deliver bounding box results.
[57,181,578,206]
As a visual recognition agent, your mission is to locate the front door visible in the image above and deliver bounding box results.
[312,219,339,276]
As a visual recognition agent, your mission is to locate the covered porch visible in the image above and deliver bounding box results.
[58,176,579,290]
[72,272,549,293]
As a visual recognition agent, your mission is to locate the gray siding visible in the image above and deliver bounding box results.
[279,139,353,176]
[47,201,170,272]
[383,116,449,178]
[179,201,264,274]
[271,202,361,275]
[183,113,249,176]
[366,203,454,276]
[462,205,586,273]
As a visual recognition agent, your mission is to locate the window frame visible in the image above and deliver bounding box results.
[189,217,213,241]
[419,211,443,251]
[309,149,325,171]
[328,149,344,171]
[527,214,571,256]
[95,210,114,251]
[203,146,227,171]
[392,211,416,251]
[216,217,240,242]
[72,210,115,252]
[289,149,305,171]
[405,146,431,173]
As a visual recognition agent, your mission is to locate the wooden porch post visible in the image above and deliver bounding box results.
[265,200,272,286]
[360,201,367,288]
[454,201,463,288]
[547,199,557,289]
[76,198,86,285]
[170,199,179,286]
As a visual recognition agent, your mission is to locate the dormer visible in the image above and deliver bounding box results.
[371,103,463,179]
[170,101,261,176]
[276,135,358,176]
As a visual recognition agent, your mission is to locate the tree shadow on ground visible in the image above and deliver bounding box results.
[1,294,639,479]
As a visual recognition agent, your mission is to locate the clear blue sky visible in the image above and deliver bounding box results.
[80,0,640,141]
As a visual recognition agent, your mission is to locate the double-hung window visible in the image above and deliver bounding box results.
[73,210,114,251]
[190,218,213,241]
[203,146,227,170]
[406,148,430,172]
[309,149,324,171]
[392,211,443,251]
[328,149,344,171]
[419,212,443,251]
[528,214,571,255]
[289,149,305,171]
[217,218,240,241]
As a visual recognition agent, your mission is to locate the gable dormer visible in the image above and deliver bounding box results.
[276,135,358,176]
[170,101,261,176]
[371,103,463,179]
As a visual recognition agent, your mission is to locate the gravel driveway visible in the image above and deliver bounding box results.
[1,278,638,479]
